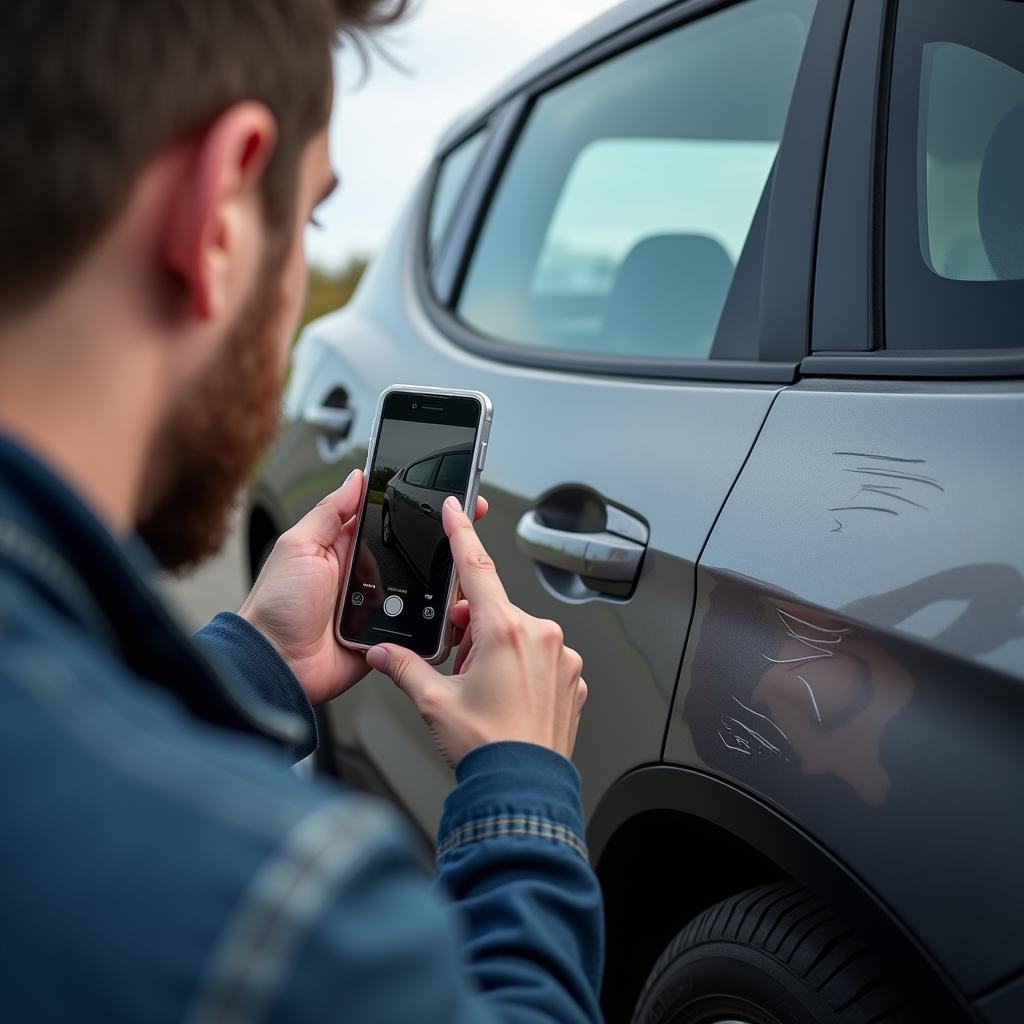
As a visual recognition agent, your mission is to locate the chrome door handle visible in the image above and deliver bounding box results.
[515,510,645,583]
[304,397,354,465]
[302,405,353,438]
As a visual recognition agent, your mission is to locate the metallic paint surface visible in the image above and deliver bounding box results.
[258,179,781,833]
[245,1,1024,1010]
[665,380,1024,997]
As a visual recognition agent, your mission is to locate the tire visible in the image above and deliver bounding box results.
[253,537,277,581]
[632,882,921,1024]
[381,504,394,547]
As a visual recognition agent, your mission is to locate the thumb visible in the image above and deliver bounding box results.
[366,645,441,708]
[295,470,363,549]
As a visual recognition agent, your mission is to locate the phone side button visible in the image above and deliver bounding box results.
[477,442,488,472]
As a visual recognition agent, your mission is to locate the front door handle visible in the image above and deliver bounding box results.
[419,502,434,513]
[303,405,353,438]
[515,510,645,583]
[304,389,354,464]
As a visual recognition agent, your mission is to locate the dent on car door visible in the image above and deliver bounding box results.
[665,0,1024,1011]
[330,0,828,830]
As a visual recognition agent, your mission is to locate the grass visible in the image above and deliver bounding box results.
[298,260,368,335]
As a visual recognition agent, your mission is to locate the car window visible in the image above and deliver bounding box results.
[404,457,439,487]
[433,451,472,493]
[455,0,817,362]
[885,0,1024,350]
[428,131,486,261]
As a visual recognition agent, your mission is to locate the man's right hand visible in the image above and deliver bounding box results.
[365,496,587,768]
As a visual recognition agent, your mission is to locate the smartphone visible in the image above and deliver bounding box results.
[336,385,493,664]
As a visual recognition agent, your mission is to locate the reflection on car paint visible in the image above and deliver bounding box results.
[698,581,915,806]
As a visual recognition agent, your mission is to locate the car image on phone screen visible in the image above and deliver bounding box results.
[337,386,492,663]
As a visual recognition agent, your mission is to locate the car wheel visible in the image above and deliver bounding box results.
[254,537,276,580]
[632,882,920,1024]
[381,504,394,547]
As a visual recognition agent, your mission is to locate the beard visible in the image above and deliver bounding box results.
[138,247,287,573]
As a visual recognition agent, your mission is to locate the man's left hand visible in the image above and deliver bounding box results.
[239,469,488,705]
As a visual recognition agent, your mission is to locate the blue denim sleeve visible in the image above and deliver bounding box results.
[271,742,604,1024]
[434,741,605,1023]
[193,611,317,763]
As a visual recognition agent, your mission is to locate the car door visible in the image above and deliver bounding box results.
[280,0,851,834]
[664,0,1024,1016]
[390,456,440,576]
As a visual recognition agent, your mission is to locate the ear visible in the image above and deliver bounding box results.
[164,102,278,320]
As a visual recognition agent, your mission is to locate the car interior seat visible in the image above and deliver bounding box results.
[978,102,1024,281]
[602,234,734,359]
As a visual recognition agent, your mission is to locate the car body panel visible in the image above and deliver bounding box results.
[664,378,1024,995]
[977,972,1024,1024]
[385,442,472,585]
[257,173,786,833]
[244,0,1024,1012]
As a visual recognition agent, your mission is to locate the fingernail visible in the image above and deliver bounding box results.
[444,496,462,513]
[345,469,358,484]
[366,647,389,671]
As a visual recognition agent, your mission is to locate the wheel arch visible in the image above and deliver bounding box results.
[588,765,974,1023]
[246,503,281,583]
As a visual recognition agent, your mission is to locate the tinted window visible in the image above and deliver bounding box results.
[404,457,439,487]
[456,0,816,361]
[886,0,1024,349]
[434,451,472,493]
[429,131,486,260]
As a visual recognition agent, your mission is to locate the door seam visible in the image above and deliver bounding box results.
[658,386,787,760]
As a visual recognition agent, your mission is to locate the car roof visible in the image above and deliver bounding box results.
[438,0,679,151]
[408,442,473,465]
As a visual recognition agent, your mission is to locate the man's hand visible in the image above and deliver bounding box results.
[366,497,587,768]
[239,471,487,706]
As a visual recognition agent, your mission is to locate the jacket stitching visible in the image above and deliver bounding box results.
[437,814,588,862]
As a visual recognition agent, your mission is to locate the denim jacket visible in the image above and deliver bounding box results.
[0,433,604,1022]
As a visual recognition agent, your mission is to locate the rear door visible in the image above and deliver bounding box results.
[318,0,851,832]
[665,0,1024,1011]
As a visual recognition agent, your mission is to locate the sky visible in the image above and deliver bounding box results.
[305,0,624,271]
[376,419,474,472]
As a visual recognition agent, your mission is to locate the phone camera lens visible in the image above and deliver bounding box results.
[412,403,418,410]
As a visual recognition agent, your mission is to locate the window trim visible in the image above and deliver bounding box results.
[413,0,854,385]
[809,0,1024,380]
[427,129,489,273]
[403,456,441,488]
[811,0,890,353]
[802,348,1024,379]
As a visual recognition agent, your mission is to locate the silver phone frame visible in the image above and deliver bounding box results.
[335,384,493,666]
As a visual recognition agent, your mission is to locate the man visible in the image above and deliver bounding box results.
[0,2,602,1021]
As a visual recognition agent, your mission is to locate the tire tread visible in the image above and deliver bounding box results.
[633,883,921,1024]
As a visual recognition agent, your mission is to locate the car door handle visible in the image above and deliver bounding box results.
[303,405,353,438]
[304,391,355,465]
[419,502,434,513]
[515,509,645,583]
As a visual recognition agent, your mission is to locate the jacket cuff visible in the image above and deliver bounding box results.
[437,742,588,863]
[193,611,318,762]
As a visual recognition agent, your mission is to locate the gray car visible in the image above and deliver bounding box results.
[247,0,1024,1021]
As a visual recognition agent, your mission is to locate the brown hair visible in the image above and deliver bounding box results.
[0,0,409,308]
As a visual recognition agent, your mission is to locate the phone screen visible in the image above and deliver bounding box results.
[338,390,484,657]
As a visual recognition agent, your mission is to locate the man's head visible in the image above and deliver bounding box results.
[0,0,407,569]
